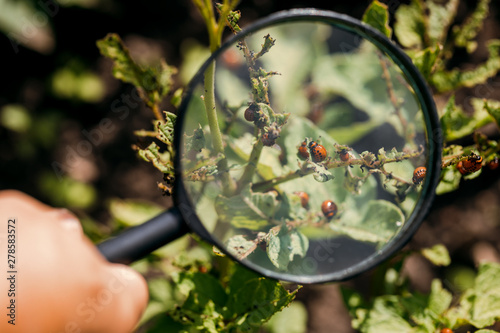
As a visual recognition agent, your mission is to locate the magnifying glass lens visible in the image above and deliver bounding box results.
[179,17,436,283]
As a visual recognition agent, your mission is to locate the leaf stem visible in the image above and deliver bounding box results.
[151,104,165,123]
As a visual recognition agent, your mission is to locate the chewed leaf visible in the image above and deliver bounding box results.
[359,296,413,333]
[432,40,500,93]
[421,244,451,266]
[453,0,490,53]
[440,95,495,142]
[427,0,459,45]
[436,166,461,195]
[267,228,309,270]
[135,142,173,173]
[184,124,205,153]
[96,33,176,108]
[215,184,279,230]
[225,276,297,328]
[311,162,334,183]
[156,112,177,145]
[362,0,392,38]
[226,235,256,259]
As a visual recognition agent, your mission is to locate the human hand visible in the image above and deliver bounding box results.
[0,190,148,333]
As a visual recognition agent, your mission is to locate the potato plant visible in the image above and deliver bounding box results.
[95,0,500,332]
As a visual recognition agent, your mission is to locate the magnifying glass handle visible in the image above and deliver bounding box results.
[97,208,188,264]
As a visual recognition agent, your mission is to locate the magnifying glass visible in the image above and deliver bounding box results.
[98,8,441,284]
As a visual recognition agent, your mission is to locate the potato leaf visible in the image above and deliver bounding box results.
[432,40,500,93]
[215,184,279,230]
[462,262,500,328]
[440,95,495,142]
[362,0,392,38]
[266,228,309,270]
[358,296,413,333]
[96,33,176,108]
[428,279,452,316]
[412,45,442,81]
[331,200,405,244]
[136,142,174,173]
[453,0,491,53]
[394,0,426,49]
[427,0,459,46]
[421,244,451,266]
[484,99,500,130]
[225,275,297,329]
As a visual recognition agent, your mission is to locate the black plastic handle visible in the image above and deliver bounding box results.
[97,208,189,264]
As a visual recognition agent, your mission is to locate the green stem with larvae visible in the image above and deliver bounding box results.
[252,150,424,192]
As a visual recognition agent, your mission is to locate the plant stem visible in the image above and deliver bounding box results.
[252,150,424,192]
[237,139,263,191]
[204,62,224,154]
[204,61,236,194]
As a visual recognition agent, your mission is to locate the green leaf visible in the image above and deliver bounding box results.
[394,0,425,49]
[427,0,460,46]
[169,272,228,332]
[96,33,176,108]
[484,99,500,130]
[225,235,257,259]
[108,198,163,227]
[326,120,380,145]
[428,279,452,316]
[432,40,500,93]
[362,1,392,38]
[475,330,499,333]
[264,301,308,333]
[465,262,500,328]
[137,301,169,327]
[215,184,279,230]
[184,124,206,153]
[225,277,297,330]
[359,296,413,333]
[174,271,228,308]
[148,278,175,308]
[266,227,309,271]
[227,264,261,295]
[436,166,462,195]
[136,141,174,173]
[412,45,442,81]
[156,111,177,145]
[421,244,451,266]
[440,95,495,142]
[331,200,405,244]
[453,0,491,53]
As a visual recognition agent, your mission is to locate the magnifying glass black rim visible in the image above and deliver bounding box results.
[173,8,442,284]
